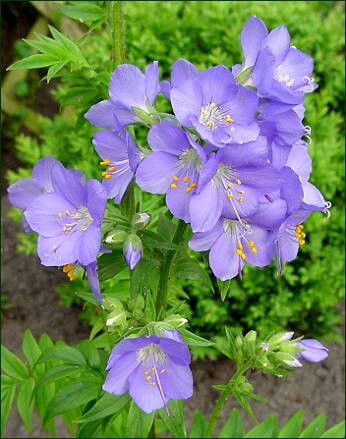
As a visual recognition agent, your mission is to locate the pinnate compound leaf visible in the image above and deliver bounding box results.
[245,415,278,438]
[321,420,345,438]
[22,329,41,369]
[279,410,305,438]
[8,54,60,70]
[36,364,81,387]
[16,377,35,432]
[175,257,213,289]
[38,345,87,366]
[189,410,208,438]
[299,413,326,438]
[76,392,130,423]
[1,384,16,437]
[1,345,29,380]
[44,379,101,421]
[219,408,244,438]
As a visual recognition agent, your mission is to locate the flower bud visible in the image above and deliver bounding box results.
[123,234,143,269]
[131,212,151,231]
[235,335,243,347]
[106,310,127,327]
[268,331,294,347]
[163,314,188,328]
[296,339,329,363]
[131,106,160,125]
[105,229,128,245]
[244,330,257,343]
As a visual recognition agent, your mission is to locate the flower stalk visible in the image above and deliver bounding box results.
[109,1,126,69]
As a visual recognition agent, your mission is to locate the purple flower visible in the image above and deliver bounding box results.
[189,206,286,280]
[170,61,259,147]
[189,136,282,232]
[93,122,141,203]
[85,62,160,127]
[24,162,107,267]
[237,16,317,105]
[135,121,206,222]
[296,339,329,364]
[124,234,143,270]
[102,330,193,414]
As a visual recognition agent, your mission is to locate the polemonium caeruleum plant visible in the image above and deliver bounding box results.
[3,5,344,438]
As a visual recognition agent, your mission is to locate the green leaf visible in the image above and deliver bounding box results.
[126,400,155,438]
[179,328,214,347]
[300,413,327,438]
[141,230,178,250]
[36,364,81,387]
[98,250,127,281]
[39,345,87,366]
[22,329,41,369]
[36,383,56,436]
[321,420,345,438]
[219,408,244,438]
[218,279,232,301]
[189,410,208,438]
[131,257,160,298]
[1,374,17,386]
[56,2,105,23]
[245,415,278,438]
[44,379,101,421]
[77,340,101,369]
[159,400,186,438]
[16,378,35,432]
[175,257,213,289]
[38,333,54,351]
[1,384,16,436]
[8,54,60,70]
[46,61,67,82]
[158,213,176,241]
[76,392,130,423]
[279,410,305,438]
[1,345,29,380]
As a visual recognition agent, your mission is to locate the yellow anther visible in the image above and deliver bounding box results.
[227,183,233,189]
[108,166,116,172]
[160,369,166,374]
[186,187,192,193]
[238,197,244,203]
[236,249,243,256]
[144,370,149,375]
[100,159,110,166]
[201,111,207,116]
[206,121,213,127]
[62,226,66,232]
[210,102,217,108]
[65,210,70,216]
[295,233,301,238]
[224,115,233,123]
[63,264,74,273]
[170,183,178,189]
[146,376,152,381]
[301,232,306,238]
[67,271,75,281]
[65,227,72,232]
[190,182,197,188]
[251,247,258,253]
[227,193,234,199]
[104,174,112,179]
[101,171,108,177]
[299,239,305,245]
[150,382,156,386]
[172,176,179,181]
[238,190,245,194]
[299,224,304,229]
[151,367,156,372]
[248,240,254,247]
[235,179,242,185]
[183,176,190,183]
[237,242,243,250]
[57,212,63,219]
[240,253,246,260]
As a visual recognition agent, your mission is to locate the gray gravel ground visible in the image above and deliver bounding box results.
[2,197,344,437]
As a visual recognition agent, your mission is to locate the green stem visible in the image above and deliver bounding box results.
[206,364,250,437]
[155,220,187,317]
[109,1,126,69]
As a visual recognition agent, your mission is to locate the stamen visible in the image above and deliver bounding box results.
[63,264,74,273]
[57,212,63,219]
[160,369,166,374]
[186,187,192,193]
[100,159,110,166]
[235,179,241,185]
[190,182,197,188]
[170,183,177,189]
[238,197,244,203]
[227,193,233,199]
[224,115,233,123]
[183,176,190,183]
[108,166,116,172]
[104,174,112,179]
[65,210,70,216]
[172,176,179,181]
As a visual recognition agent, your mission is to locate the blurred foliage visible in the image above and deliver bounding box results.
[5,1,345,357]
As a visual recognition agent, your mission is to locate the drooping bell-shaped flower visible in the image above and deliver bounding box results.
[102,330,193,414]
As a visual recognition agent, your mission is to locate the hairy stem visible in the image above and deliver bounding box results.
[155,220,187,317]
[109,1,126,69]
[206,364,250,437]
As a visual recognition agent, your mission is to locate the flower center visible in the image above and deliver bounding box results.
[100,158,129,180]
[138,343,167,365]
[223,218,258,260]
[199,102,233,130]
[57,206,93,233]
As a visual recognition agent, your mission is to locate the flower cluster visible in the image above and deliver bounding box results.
[85,15,330,281]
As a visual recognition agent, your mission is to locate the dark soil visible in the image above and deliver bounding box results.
[2,197,344,437]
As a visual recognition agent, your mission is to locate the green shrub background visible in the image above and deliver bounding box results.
[5,1,345,357]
